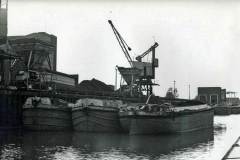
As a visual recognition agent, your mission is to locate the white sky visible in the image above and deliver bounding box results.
[7,0,240,98]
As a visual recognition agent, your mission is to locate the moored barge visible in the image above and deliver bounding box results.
[119,103,214,135]
[23,97,72,131]
[72,98,123,132]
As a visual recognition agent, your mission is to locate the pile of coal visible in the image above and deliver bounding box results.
[77,78,114,93]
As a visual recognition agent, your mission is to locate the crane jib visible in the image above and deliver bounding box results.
[108,20,133,67]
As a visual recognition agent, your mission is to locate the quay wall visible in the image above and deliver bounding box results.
[0,90,26,129]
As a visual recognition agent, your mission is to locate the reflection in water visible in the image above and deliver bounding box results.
[22,132,73,160]
[71,129,213,159]
[0,131,23,160]
[214,123,227,136]
[0,115,239,160]
[129,129,213,154]
[0,129,214,160]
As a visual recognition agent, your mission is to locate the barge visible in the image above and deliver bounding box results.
[214,106,231,115]
[72,98,123,132]
[23,97,72,131]
[119,102,214,135]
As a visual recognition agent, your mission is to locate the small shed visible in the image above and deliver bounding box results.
[198,87,226,105]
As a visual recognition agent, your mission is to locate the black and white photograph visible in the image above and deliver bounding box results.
[0,0,240,159]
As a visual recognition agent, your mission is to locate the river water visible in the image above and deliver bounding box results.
[0,115,239,160]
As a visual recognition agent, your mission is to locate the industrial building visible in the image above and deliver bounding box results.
[1,0,78,89]
[0,31,78,89]
[226,97,239,106]
[5,32,78,89]
[0,50,15,86]
[226,91,239,106]
[8,32,57,72]
[0,0,7,39]
[0,0,17,86]
[198,87,226,105]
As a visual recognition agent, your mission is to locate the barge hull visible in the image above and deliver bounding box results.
[214,107,231,115]
[23,107,72,131]
[72,107,122,132]
[120,109,214,135]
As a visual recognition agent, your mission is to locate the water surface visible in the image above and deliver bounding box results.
[0,115,239,160]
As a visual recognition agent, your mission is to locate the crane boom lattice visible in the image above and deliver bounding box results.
[108,20,133,67]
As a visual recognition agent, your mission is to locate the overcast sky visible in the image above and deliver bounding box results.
[7,0,240,98]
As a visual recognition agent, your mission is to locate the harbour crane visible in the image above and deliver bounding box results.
[108,20,139,96]
[108,20,159,96]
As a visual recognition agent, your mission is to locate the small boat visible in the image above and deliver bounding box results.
[119,102,214,135]
[23,97,72,131]
[214,105,231,115]
[72,98,123,132]
[230,106,240,114]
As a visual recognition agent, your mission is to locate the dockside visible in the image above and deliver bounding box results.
[222,136,240,160]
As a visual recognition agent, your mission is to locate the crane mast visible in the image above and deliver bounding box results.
[108,20,133,67]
